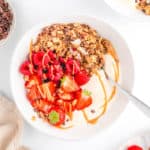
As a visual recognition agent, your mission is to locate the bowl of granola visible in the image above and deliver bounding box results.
[104,0,150,21]
[10,15,134,139]
[0,0,15,45]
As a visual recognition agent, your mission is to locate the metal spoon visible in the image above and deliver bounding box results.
[104,71,150,118]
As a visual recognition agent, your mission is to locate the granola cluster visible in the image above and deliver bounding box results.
[32,23,114,75]
[136,0,150,15]
[0,0,13,40]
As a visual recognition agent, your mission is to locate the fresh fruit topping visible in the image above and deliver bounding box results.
[57,89,74,101]
[66,58,80,75]
[127,145,143,150]
[60,75,79,92]
[20,46,94,127]
[63,102,73,119]
[48,107,65,126]
[42,68,48,74]
[75,89,92,110]
[48,65,63,82]
[26,85,41,105]
[34,99,52,113]
[42,54,50,66]
[32,51,44,66]
[48,50,56,61]
[19,60,32,76]
[75,70,90,86]
[41,82,56,101]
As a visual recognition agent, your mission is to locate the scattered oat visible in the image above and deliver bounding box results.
[31,116,36,121]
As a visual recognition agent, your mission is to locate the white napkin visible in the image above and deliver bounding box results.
[0,94,29,150]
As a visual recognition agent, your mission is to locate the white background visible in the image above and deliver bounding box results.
[1,0,150,149]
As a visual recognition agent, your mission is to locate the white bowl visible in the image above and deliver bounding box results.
[10,15,134,140]
[0,0,16,46]
[104,0,150,21]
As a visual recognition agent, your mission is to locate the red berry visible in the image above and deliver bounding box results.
[48,50,56,60]
[48,65,63,82]
[127,145,143,150]
[74,70,90,86]
[19,60,31,76]
[66,58,80,75]
[32,51,44,66]
[42,54,50,66]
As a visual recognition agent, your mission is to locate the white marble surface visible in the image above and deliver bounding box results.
[1,0,150,149]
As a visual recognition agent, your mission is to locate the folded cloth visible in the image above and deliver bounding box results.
[0,94,29,150]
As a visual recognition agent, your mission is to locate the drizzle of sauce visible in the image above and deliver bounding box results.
[29,40,33,62]
[58,125,73,130]
[82,71,108,124]
[82,50,120,124]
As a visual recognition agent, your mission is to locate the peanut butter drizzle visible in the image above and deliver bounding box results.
[82,70,107,124]
[82,52,120,124]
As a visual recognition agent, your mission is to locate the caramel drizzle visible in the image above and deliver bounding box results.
[82,52,120,124]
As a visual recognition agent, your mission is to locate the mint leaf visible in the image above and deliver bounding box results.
[83,89,92,96]
[48,110,60,125]
[60,76,66,85]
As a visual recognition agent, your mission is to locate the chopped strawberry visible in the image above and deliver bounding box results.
[71,99,77,111]
[48,107,65,126]
[75,89,92,110]
[25,75,41,89]
[48,82,56,94]
[63,102,73,119]
[75,70,90,86]
[127,145,143,150]
[40,82,56,101]
[19,60,32,76]
[66,58,80,75]
[60,75,80,93]
[34,99,52,113]
[57,89,74,101]
[32,51,44,66]
[26,85,41,106]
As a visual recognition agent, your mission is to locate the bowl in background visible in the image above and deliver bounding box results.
[104,0,150,21]
[0,0,16,46]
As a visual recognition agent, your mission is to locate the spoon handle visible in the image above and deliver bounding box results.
[110,79,150,118]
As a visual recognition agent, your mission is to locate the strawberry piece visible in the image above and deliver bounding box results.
[19,60,32,76]
[57,89,74,101]
[32,51,44,66]
[40,82,56,101]
[26,85,41,106]
[75,89,92,110]
[60,75,80,93]
[66,58,80,75]
[48,107,65,126]
[75,70,90,86]
[34,99,52,114]
[127,145,143,150]
[48,82,56,94]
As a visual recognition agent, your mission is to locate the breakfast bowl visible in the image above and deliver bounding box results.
[10,15,134,140]
[0,0,16,46]
[104,0,150,21]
